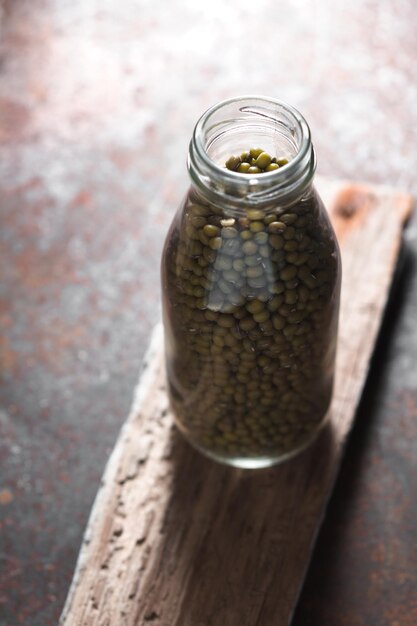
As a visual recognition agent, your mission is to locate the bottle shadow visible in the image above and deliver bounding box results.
[156,415,337,625]
[292,238,415,624]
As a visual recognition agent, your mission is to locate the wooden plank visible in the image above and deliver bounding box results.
[59,179,412,626]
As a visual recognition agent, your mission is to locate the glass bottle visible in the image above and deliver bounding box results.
[161,96,341,468]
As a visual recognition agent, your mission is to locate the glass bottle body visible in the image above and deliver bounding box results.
[161,97,341,468]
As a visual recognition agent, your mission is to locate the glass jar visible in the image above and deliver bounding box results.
[161,96,341,468]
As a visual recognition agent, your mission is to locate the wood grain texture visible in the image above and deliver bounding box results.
[60,179,412,626]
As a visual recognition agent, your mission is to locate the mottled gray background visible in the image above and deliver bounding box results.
[0,1,416,624]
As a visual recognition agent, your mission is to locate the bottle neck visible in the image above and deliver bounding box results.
[188,96,316,211]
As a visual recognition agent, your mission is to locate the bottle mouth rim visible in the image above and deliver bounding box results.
[190,95,315,188]
[187,95,316,208]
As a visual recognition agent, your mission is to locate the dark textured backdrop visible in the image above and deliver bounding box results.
[0,1,416,624]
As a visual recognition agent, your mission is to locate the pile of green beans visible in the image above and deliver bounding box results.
[162,149,339,463]
[225,147,288,174]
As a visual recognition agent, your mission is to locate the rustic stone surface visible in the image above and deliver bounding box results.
[0,1,416,624]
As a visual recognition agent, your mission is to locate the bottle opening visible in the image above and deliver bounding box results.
[188,95,316,208]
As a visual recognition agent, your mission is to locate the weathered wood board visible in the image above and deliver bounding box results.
[60,179,412,626]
